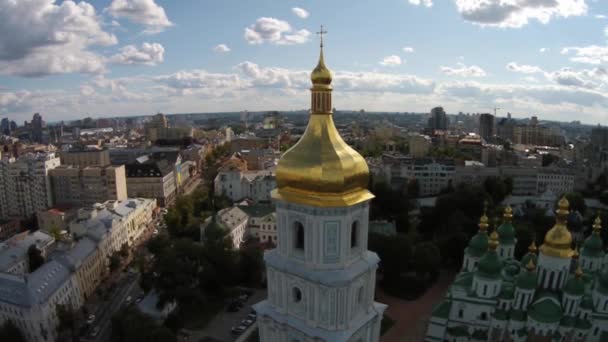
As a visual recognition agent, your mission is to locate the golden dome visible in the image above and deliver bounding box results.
[272,34,372,208]
[540,197,573,258]
[311,48,332,88]
[488,230,499,251]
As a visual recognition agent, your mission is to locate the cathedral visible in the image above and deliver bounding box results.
[253,31,386,341]
[426,198,608,342]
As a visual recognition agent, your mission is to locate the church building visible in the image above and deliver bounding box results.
[426,198,608,341]
[253,29,387,342]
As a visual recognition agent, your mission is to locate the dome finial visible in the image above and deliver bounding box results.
[503,205,513,223]
[529,240,537,254]
[526,258,536,272]
[478,212,489,233]
[575,264,583,279]
[488,229,499,251]
[311,25,332,87]
[593,212,602,235]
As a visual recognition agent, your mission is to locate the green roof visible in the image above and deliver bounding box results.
[497,222,516,243]
[581,233,603,258]
[510,309,527,322]
[516,269,537,289]
[560,316,575,327]
[575,318,592,330]
[476,250,502,279]
[237,204,275,218]
[581,295,594,309]
[454,272,474,288]
[447,326,469,337]
[493,309,508,320]
[498,283,515,299]
[520,252,537,268]
[467,232,489,257]
[528,292,563,323]
[431,300,452,319]
[563,275,585,296]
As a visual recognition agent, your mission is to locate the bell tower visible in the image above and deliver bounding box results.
[253,27,386,342]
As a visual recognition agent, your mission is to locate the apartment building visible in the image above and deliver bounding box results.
[381,154,456,196]
[125,163,176,207]
[201,204,277,248]
[0,231,55,275]
[0,153,60,220]
[214,155,276,202]
[59,148,110,167]
[50,165,128,207]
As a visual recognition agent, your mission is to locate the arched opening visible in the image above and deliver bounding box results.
[294,221,304,251]
[351,221,359,249]
[292,287,302,303]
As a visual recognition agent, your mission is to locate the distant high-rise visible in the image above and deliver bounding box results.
[479,113,494,140]
[428,106,449,132]
[591,125,608,149]
[31,113,44,143]
[0,118,10,136]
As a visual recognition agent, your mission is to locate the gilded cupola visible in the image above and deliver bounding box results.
[540,197,574,258]
[272,27,373,208]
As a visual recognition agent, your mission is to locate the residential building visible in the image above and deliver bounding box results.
[537,169,576,196]
[59,148,110,167]
[426,201,608,342]
[50,165,128,207]
[513,118,565,146]
[70,198,156,250]
[0,153,61,220]
[479,113,494,141]
[37,207,77,234]
[502,167,539,196]
[52,237,104,303]
[454,162,500,187]
[215,206,249,248]
[381,154,456,196]
[408,134,431,158]
[0,219,21,241]
[214,154,276,202]
[125,163,176,207]
[590,125,608,150]
[0,260,81,342]
[254,43,385,342]
[239,205,277,245]
[496,115,516,141]
[0,231,55,275]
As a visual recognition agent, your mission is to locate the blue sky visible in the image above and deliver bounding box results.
[1,0,608,123]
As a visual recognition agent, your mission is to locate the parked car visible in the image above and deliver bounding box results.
[90,326,100,337]
[86,314,96,324]
[126,296,132,304]
[231,325,246,335]
[242,319,254,326]
[247,313,257,321]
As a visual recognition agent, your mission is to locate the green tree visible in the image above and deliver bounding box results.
[49,225,62,240]
[111,307,176,342]
[238,244,264,287]
[109,252,121,272]
[369,233,412,281]
[56,304,76,342]
[413,242,441,281]
[0,320,26,342]
[28,244,44,272]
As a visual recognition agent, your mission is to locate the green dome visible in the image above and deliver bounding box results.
[563,275,585,296]
[521,252,537,268]
[477,251,502,278]
[497,222,516,244]
[516,269,537,289]
[581,234,603,258]
[560,316,575,327]
[598,269,608,295]
[467,232,489,257]
[575,318,592,330]
[528,292,563,323]
[498,282,515,299]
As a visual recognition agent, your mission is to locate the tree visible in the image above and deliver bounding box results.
[483,177,510,205]
[560,192,586,215]
[120,243,130,258]
[406,179,420,198]
[238,244,264,287]
[28,244,44,272]
[109,252,121,272]
[56,304,76,342]
[49,225,62,240]
[413,242,441,281]
[369,233,412,282]
[111,307,176,342]
[0,320,26,342]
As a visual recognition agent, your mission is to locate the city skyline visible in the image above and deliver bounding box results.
[0,0,608,124]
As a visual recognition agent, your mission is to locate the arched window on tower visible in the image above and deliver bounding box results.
[351,221,359,249]
[294,221,305,251]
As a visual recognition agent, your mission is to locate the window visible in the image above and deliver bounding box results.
[294,221,304,250]
[357,287,364,304]
[351,221,359,248]
[292,287,302,303]
[480,312,488,320]
[458,309,463,318]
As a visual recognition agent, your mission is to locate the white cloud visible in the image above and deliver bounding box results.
[379,55,403,66]
[506,62,545,74]
[440,63,486,77]
[155,70,244,91]
[110,42,164,65]
[213,44,231,53]
[562,45,608,65]
[595,14,606,19]
[292,7,309,19]
[403,46,415,53]
[408,0,433,7]
[335,72,435,94]
[244,17,311,45]
[236,62,309,88]
[540,48,548,53]
[0,0,116,77]
[454,0,588,28]
[107,0,173,33]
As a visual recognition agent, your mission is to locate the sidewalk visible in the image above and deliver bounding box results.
[379,271,454,342]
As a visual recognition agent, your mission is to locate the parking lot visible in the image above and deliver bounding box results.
[188,288,266,342]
